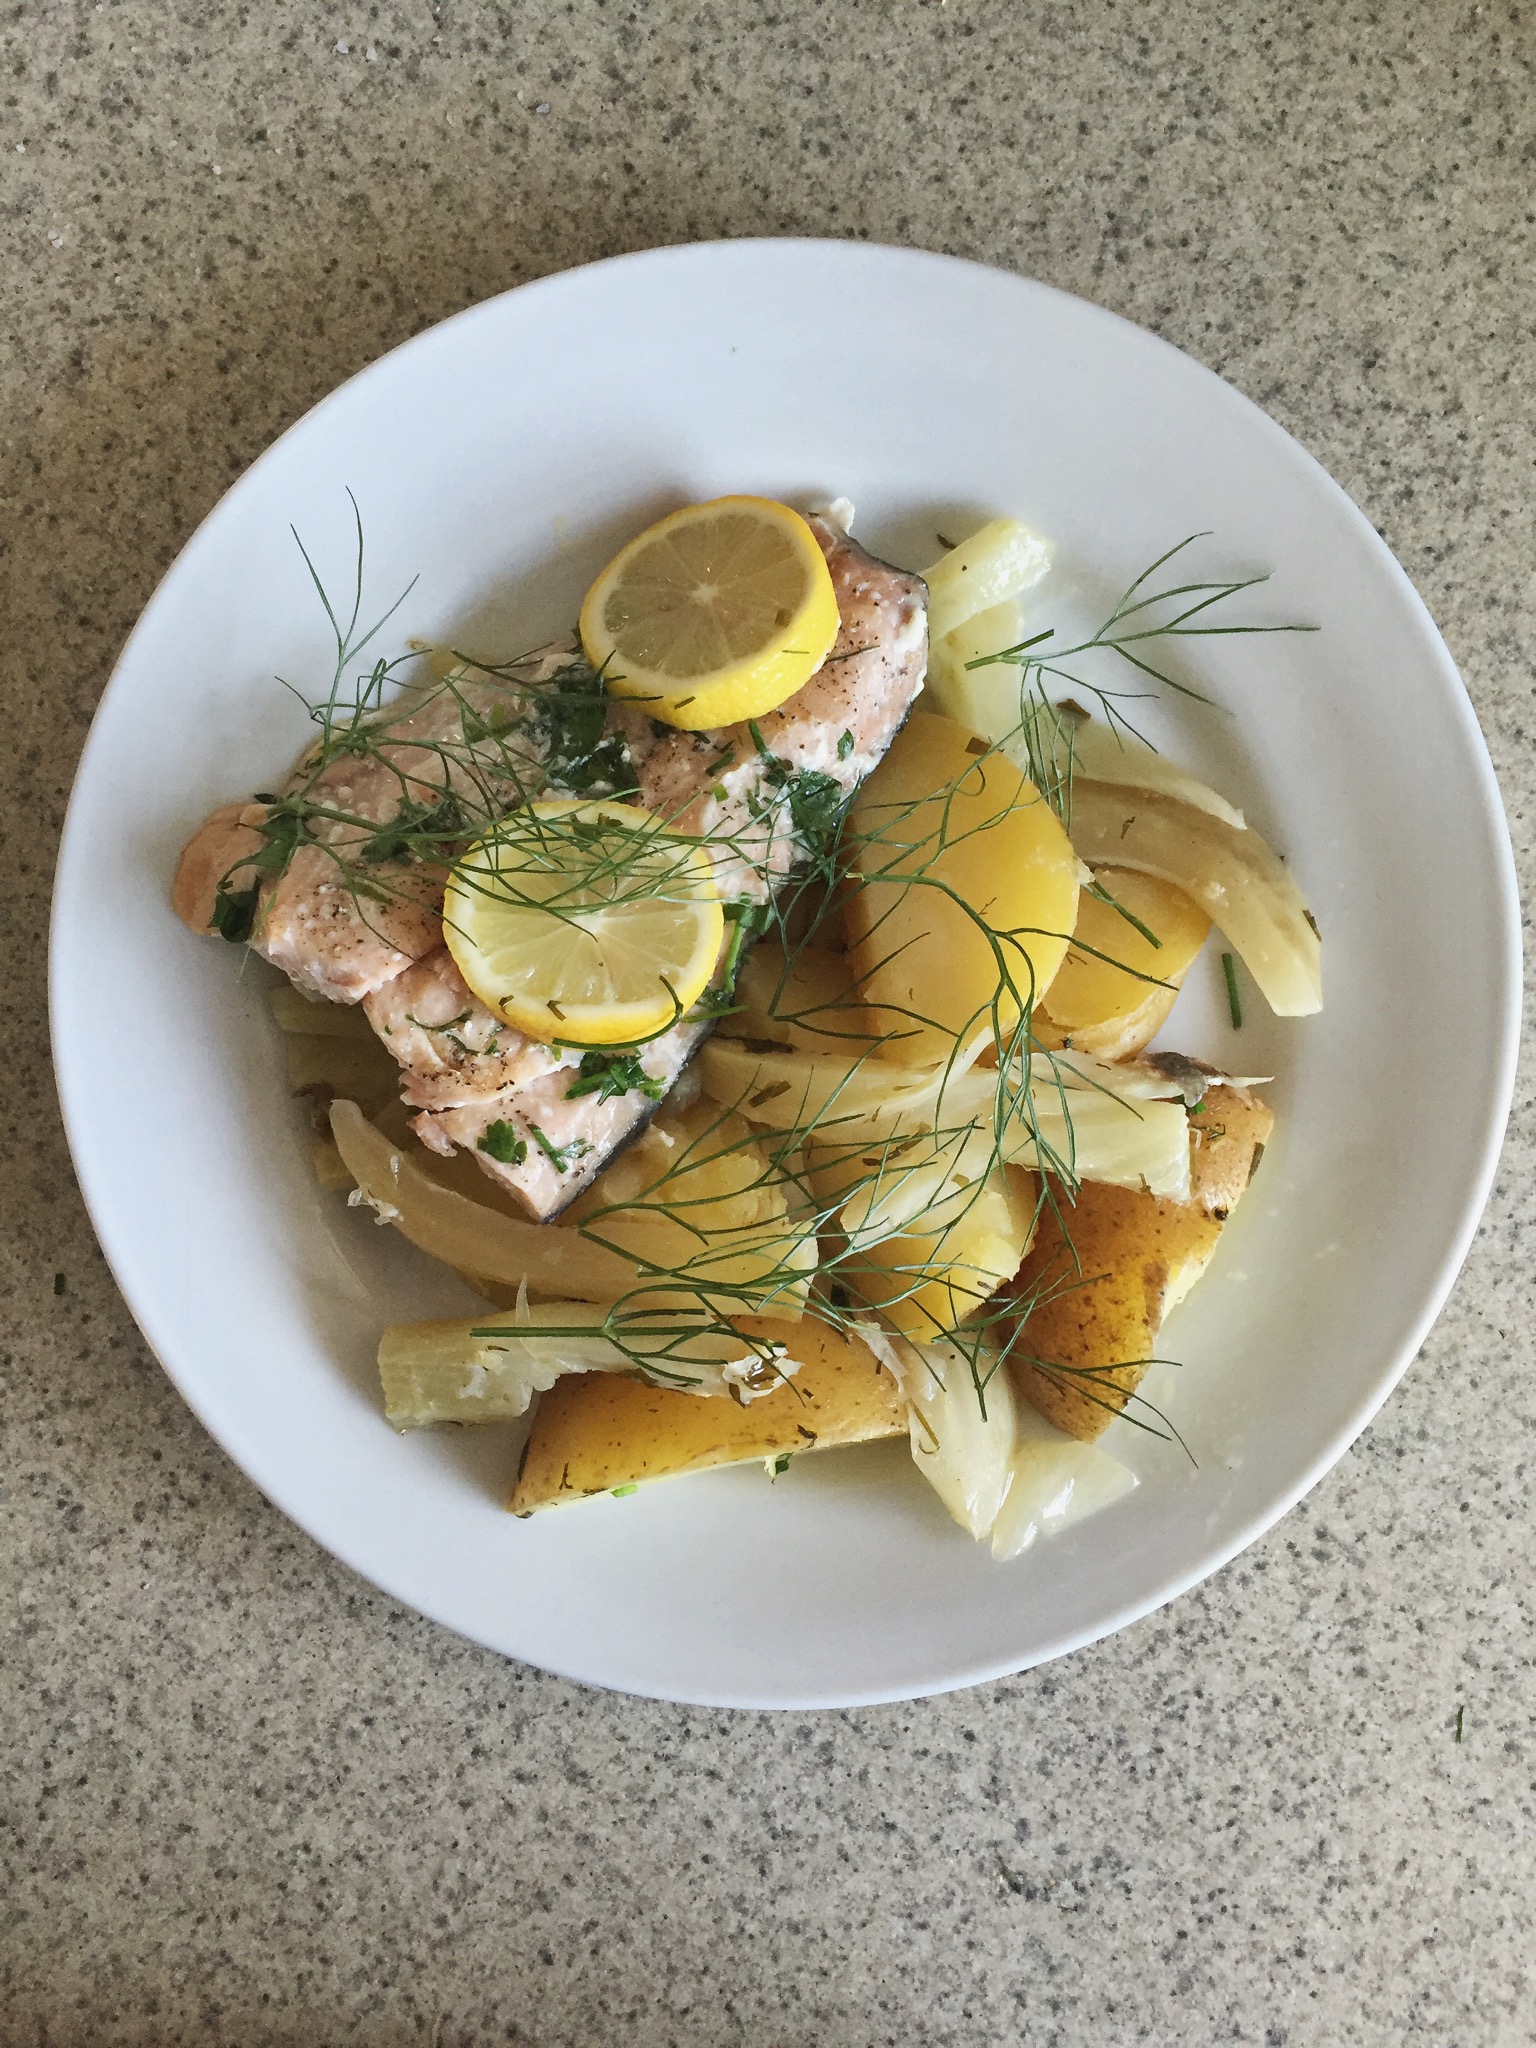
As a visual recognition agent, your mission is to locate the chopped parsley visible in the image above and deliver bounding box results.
[692,897,766,1018]
[783,768,843,858]
[477,1121,527,1165]
[358,791,467,865]
[529,1124,592,1173]
[212,883,261,944]
[564,1049,665,1105]
[744,722,847,865]
[527,655,638,797]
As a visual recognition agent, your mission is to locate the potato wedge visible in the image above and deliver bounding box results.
[562,1099,814,1317]
[510,1315,905,1512]
[1042,868,1211,1033]
[1000,1087,1274,1440]
[1032,980,1180,1062]
[844,711,1080,1065]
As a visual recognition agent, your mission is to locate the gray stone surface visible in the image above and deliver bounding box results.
[2,2,1532,2041]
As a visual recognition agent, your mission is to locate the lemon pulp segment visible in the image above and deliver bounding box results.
[579,496,840,731]
[443,800,725,1046]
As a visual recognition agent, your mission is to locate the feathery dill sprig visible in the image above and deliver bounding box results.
[967,535,1317,826]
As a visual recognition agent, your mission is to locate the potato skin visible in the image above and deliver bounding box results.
[1001,1088,1274,1441]
[844,711,1079,1065]
[509,1316,904,1513]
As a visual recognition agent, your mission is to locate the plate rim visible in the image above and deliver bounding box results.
[49,237,1524,1708]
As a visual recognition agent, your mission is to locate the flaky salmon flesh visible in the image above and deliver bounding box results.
[174,508,928,1218]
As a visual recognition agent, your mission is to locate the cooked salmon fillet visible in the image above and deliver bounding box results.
[175,505,928,1218]
[172,641,589,999]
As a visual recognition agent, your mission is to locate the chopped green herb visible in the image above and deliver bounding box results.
[837,728,854,761]
[212,883,261,944]
[525,656,638,797]
[477,1121,527,1165]
[1455,1704,1465,1743]
[406,1008,473,1033]
[770,1452,793,1478]
[693,897,766,1020]
[611,1482,639,1498]
[529,1124,592,1173]
[359,791,466,865]
[784,768,843,858]
[565,1049,665,1105]
[1222,951,1243,1029]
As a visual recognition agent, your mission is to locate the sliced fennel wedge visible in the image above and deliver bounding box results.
[990,1406,1139,1561]
[924,519,1052,640]
[699,1041,1192,1202]
[378,1303,787,1430]
[874,1333,1019,1541]
[330,1099,639,1302]
[1062,716,1246,829]
[1067,781,1322,1017]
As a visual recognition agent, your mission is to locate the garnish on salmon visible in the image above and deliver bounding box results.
[174,506,928,1218]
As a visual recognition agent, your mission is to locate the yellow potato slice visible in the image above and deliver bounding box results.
[562,1099,814,1318]
[510,1315,905,1513]
[715,940,874,1056]
[844,711,1079,1065]
[1042,868,1211,1032]
[1032,980,1180,1062]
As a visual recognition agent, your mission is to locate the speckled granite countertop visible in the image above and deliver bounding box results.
[3,4,1532,2042]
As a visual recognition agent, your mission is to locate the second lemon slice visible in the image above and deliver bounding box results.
[444,801,724,1046]
[579,496,840,731]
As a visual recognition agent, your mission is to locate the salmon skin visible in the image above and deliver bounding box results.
[174,508,928,1219]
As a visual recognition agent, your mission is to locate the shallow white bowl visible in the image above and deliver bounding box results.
[51,241,1519,1708]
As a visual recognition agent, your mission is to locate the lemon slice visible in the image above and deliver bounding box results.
[443,800,724,1046]
[579,496,841,731]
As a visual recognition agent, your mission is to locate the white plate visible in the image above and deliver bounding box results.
[51,241,1519,1708]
